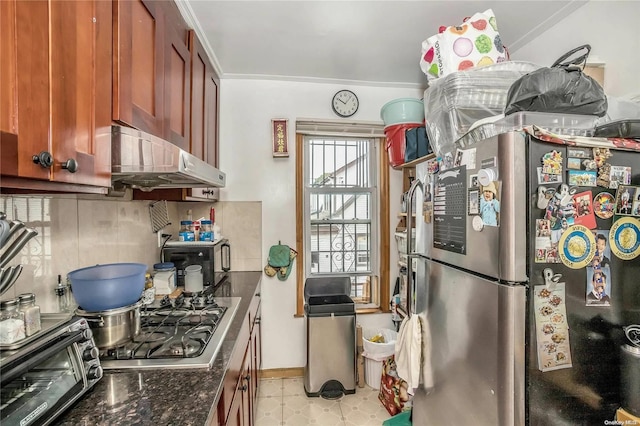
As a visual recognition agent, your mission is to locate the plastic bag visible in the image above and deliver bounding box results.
[378,356,410,416]
[504,45,608,117]
[419,9,507,80]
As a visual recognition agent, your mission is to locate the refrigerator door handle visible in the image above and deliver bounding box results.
[405,179,423,317]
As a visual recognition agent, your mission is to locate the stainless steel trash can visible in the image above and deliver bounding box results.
[304,277,356,398]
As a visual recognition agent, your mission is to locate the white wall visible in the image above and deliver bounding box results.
[218,79,422,369]
[511,0,640,98]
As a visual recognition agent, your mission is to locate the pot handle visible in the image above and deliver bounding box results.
[79,315,105,327]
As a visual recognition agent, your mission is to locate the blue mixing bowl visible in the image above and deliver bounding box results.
[69,263,146,312]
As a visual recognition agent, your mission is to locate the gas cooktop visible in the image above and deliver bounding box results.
[99,296,240,370]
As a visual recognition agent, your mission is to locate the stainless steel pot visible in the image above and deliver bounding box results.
[76,301,142,348]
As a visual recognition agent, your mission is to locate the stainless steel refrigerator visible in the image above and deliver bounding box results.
[407,131,640,425]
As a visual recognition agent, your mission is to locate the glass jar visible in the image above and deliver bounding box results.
[17,293,41,337]
[179,220,195,242]
[142,273,156,305]
[0,299,26,344]
[153,262,177,295]
[199,220,213,241]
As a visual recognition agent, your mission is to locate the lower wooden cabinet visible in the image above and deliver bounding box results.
[215,286,261,426]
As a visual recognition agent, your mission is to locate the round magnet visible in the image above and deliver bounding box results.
[477,168,497,186]
[472,215,484,231]
[593,192,615,219]
[558,225,596,269]
[609,217,640,260]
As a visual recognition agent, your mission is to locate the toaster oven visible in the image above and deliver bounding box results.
[161,238,230,290]
[0,314,103,425]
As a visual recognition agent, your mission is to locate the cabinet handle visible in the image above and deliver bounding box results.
[255,293,260,297]
[32,151,53,168]
[61,159,78,173]
[244,374,251,382]
[201,189,215,195]
[255,318,261,324]
[238,384,248,392]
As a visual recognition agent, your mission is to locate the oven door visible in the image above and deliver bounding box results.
[0,330,88,426]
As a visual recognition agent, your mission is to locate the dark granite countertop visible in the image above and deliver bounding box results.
[54,271,262,426]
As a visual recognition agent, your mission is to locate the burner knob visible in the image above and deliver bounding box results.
[80,328,94,342]
[87,365,103,381]
[83,346,100,361]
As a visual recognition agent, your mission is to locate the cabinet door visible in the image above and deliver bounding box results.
[1,0,50,181]
[250,304,261,423]
[113,0,164,137]
[189,30,219,167]
[49,0,112,186]
[163,21,190,151]
[1,0,111,190]
[226,347,251,426]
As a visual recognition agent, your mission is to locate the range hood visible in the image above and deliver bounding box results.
[111,125,225,190]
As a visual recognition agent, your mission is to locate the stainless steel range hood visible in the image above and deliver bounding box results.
[111,125,225,190]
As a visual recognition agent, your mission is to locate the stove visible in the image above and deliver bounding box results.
[99,295,240,370]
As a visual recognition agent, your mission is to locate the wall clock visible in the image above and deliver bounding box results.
[331,90,359,118]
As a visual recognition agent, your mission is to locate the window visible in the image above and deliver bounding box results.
[295,121,391,315]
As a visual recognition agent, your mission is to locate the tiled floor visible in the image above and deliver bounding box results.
[255,377,393,426]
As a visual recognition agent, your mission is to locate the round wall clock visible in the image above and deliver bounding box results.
[332,90,359,118]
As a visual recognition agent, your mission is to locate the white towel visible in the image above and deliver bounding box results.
[394,314,434,391]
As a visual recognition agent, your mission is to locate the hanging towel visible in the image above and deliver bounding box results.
[394,314,434,391]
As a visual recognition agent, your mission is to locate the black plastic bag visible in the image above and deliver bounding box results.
[505,45,607,117]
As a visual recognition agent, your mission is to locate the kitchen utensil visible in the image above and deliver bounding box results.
[149,200,170,233]
[624,324,640,347]
[68,263,146,312]
[0,228,38,268]
[75,301,142,348]
[5,220,25,243]
[0,265,23,296]
[0,220,10,248]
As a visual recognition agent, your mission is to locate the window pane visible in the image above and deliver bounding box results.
[310,193,370,221]
[307,139,370,188]
[309,223,371,274]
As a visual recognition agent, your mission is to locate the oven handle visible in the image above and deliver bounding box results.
[0,329,86,384]
[221,242,231,272]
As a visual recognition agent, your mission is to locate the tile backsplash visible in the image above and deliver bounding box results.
[0,195,262,313]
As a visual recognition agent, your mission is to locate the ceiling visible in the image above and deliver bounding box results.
[181,1,587,89]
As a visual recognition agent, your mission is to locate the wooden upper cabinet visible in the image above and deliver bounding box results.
[113,0,164,137]
[189,30,220,167]
[0,0,112,191]
[49,0,112,187]
[1,0,50,182]
[164,23,191,151]
[113,0,191,150]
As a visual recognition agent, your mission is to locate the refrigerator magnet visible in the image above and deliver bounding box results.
[472,215,484,232]
[609,217,640,260]
[615,185,638,215]
[592,192,615,219]
[572,191,597,229]
[558,224,596,269]
[608,166,632,189]
[568,170,597,187]
[586,266,611,306]
[541,151,563,175]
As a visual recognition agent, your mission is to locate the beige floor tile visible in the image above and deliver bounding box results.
[258,378,283,399]
[282,394,344,426]
[282,377,305,396]
[340,386,390,426]
[255,394,283,426]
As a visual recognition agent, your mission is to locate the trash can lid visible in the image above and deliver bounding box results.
[304,276,351,302]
